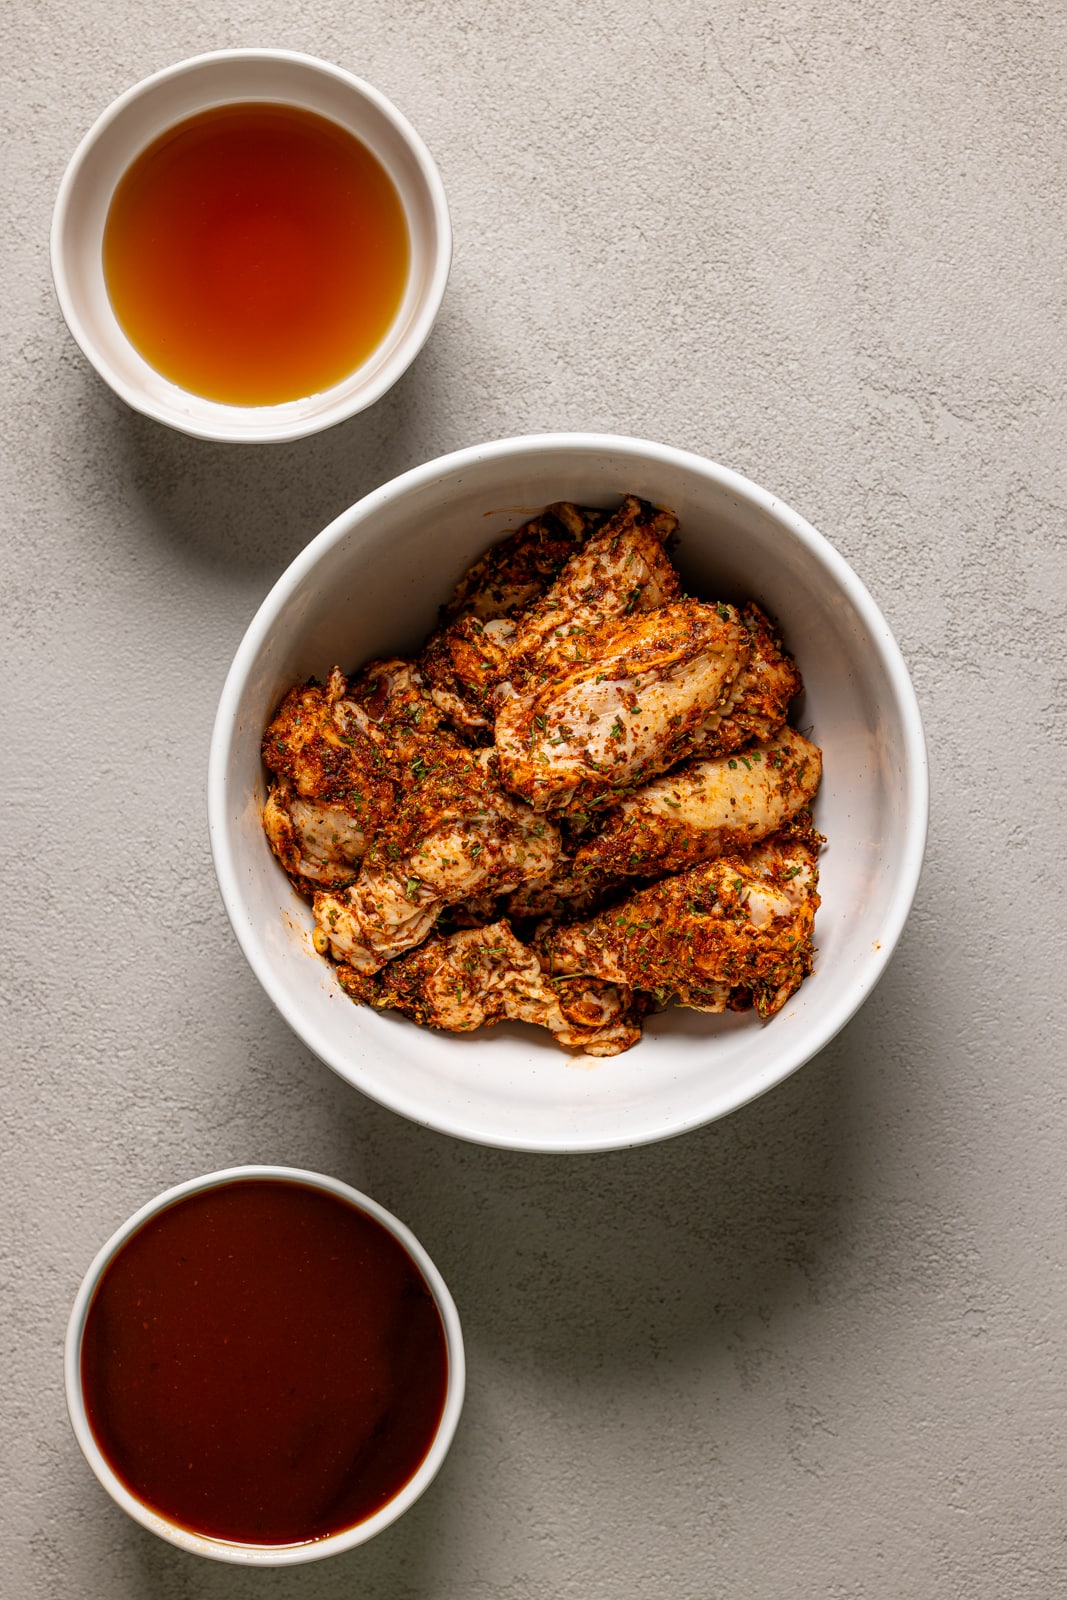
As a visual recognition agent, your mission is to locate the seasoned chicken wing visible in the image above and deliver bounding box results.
[262,784,368,888]
[443,502,602,623]
[703,602,803,753]
[348,657,453,754]
[539,815,821,1019]
[422,499,614,736]
[507,495,681,675]
[261,668,397,886]
[419,503,603,736]
[340,920,647,1056]
[313,749,561,973]
[420,497,681,737]
[495,600,751,815]
[419,614,517,738]
[262,668,394,808]
[570,726,822,880]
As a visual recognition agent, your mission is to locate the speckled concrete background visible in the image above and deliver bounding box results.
[3,2,1065,1595]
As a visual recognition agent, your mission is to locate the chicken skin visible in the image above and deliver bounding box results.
[539,814,821,1019]
[704,602,803,753]
[443,502,602,623]
[261,668,398,888]
[506,495,681,675]
[495,600,751,815]
[571,726,822,881]
[420,502,602,736]
[262,785,369,888]
[340,920,647,1056]
[313,749,561,973]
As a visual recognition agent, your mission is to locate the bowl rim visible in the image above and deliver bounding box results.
[207,432,929,1151]
[49,48,452,444]
[64,1164,466,1565]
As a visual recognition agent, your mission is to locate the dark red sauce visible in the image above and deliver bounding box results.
[80,1179,449,1545]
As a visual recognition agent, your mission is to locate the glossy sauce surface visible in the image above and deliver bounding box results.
[103,103,410,405]
[80,1179,448,1545]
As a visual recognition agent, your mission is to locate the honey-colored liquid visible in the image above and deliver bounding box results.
[103,103,410,406]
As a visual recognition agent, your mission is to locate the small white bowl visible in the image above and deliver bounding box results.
[65,1166,465,1565]
[208,434,928,1151]
[50,51,451,442]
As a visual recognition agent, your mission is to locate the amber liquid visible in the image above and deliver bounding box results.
[103,104,410,406]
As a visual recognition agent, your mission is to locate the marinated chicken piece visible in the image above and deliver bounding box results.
[348,657,453,755]
[263,784,368,888]
[262,668,397,874]
[313,749,561,973]
[421,497,680,735]
[704,602,803,753]
[507,496,681,675]
[419,615,517,738]
[495,600,751,815]
[539,814,821,1019]
[421,503,598,736]
[570,726,822,880]
[443,502,602,622]
[503,864,627,925]
[339,920,647,1056]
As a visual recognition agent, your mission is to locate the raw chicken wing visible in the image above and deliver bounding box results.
[420,503,602,736]
[261,668,396,887]
[507,495,681,675]
[495,600,751,815]
[539,815,821,1019]
[340,920,647,1056]
[313,749,561,973]
[262,785,368,888]
[571,726,822,880]
[703,602,803,753]
[421,496,681,737]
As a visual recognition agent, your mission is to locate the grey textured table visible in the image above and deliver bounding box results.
[4,5,1065,1596]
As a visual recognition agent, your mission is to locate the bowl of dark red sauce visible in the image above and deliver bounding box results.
[50,50,451,442]
[65,1167,464,1563]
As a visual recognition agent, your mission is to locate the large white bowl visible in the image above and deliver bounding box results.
[209,435,928,1151]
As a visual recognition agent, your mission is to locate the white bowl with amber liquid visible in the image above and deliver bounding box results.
[208,434,929,1150]
[50,50,451,442]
